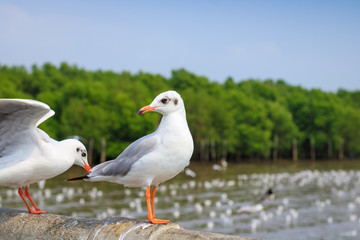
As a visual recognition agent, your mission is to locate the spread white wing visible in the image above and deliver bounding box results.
[0,99,55,168]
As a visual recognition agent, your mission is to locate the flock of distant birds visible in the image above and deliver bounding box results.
[185,159,274,215]
[186,156,275,215]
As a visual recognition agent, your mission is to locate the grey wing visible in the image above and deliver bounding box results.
[0,99,54,166]
[90,133,159,177]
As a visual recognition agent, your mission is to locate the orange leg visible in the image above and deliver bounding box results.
[18,188,34,213]
[146,186,170,224]
[150,186,157,218]
[24,186,46,214]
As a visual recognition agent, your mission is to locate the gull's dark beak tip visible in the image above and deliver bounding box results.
[137,110,144,115]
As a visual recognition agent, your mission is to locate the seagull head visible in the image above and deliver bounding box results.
[72,140,92,173]
[137,90,185,116]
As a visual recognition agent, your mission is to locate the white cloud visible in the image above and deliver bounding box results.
[0,3,32,24]
[0,3,33,41]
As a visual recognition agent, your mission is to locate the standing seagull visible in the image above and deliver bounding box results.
[0,99,91,214]
[68,90,194,224]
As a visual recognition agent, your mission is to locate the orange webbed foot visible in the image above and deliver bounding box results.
[148,217,170,224]
[29,209,47,214]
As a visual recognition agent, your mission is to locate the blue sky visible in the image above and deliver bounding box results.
[0,0,359,92]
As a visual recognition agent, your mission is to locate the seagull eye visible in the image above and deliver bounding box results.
[81,152,86,157]
[161,98,169,104]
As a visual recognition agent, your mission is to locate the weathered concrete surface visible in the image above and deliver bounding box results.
[0,208,255,240]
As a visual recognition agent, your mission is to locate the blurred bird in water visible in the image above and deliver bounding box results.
[237,188,274,214]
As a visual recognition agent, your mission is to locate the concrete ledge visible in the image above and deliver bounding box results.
[0,208,254,240]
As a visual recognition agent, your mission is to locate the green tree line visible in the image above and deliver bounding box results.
[1,62,360,162]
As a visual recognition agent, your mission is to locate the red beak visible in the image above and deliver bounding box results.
[137,105,158,115]
[83,162,91,173]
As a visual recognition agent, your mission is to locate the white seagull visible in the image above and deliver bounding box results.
[68,90,194,224]
[0,99,91,214]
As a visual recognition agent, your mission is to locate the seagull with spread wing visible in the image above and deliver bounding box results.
[0,99,91,214]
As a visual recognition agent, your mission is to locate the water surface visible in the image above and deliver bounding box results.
[1,160,360,240]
